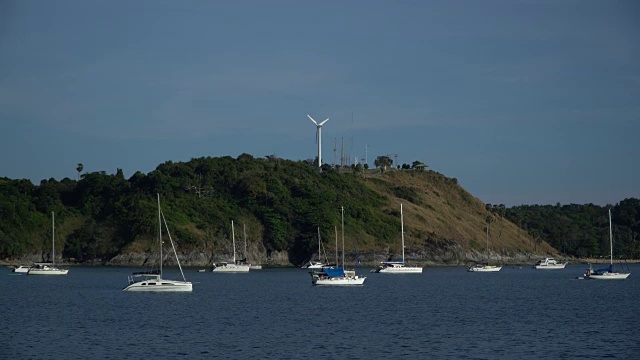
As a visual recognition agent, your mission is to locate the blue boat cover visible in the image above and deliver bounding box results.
[323,267,345,277]
[594,265,613,274]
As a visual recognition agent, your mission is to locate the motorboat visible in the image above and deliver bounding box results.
[12,265,32,274]
[533,257,567,270]
[468,262,502,272]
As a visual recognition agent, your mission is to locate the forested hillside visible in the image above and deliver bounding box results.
[504,199,640,259]
[2,154,635,266]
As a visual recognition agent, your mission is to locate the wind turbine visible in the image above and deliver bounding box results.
[307,114,329,171]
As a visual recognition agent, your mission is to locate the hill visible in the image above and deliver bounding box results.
[1,154,558,267]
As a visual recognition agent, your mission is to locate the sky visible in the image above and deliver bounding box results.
[0,0,638,207]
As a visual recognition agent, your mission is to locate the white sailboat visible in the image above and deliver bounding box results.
[375,203,422,273]
[123,194,192,292]
[212,220,250,273]
[28,212,69,275]
[303,227,332,269]
[311,206,366,286]
[468,218,502,272]
[586,209,630,280]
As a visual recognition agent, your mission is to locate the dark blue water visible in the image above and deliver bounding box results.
[2,265,639,359]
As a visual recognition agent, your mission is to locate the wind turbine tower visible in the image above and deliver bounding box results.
[307,115,329,172]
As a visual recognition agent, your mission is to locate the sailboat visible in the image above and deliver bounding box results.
[123,194,192,291]
[302,227,332,269]
[468,218,502,272]
[212,220,250,273]
[310,206,366,285]
[585,209,630,280]
[28,212,69,275]
[375,203,422,273]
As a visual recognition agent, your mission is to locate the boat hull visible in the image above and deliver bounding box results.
[249,265,262,270]
[588,273,630,280]
[468,266,502,272]
[28,269,69,275]
[313,276,366,285]
[376,266,423,273]
[123,280,193,292]
[212,264,250,273]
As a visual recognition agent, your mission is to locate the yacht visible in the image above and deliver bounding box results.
[28,212,69,275]
[468,218,502,273]
[311,206,366,286]
[585,209,630,280]
[533,257,567,270]
[123,194,192,292]
[375,204,422,274]
[212,220,250,273]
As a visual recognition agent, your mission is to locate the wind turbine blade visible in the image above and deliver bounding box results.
[319,118,329,126]
[307,115,318,126]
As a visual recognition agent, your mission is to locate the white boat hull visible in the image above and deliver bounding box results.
[313,276,366,286]
[468,266,502,272]
[28,268,69,275]
[376,266,423,273]
[123,279,193,292]
[12,266,31,273]
[249,265,262,270]
[212,264,250,273]
[588,272,630,280]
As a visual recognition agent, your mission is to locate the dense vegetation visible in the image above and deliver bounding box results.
[502,199,640,259]
[1,154,638,264]
[0,155,403,264]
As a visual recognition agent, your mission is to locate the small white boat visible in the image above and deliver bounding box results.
[304,261,325,269]
[585,209,630,280]
[375,204,422,274]
[533,257,567,270]
[212,220,250,273]
[12,265,32,273]
[468,217,501,273]
[28,212,69,276]
[249,265,263,270]
[123,194,192,292]
[468,263,502,272]
[212,262,250,273]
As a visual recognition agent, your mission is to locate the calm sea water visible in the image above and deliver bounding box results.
[2,264,639,359]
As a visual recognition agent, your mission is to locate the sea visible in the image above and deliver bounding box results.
[2,264,639,359]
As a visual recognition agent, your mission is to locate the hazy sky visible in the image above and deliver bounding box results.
[1,0,638,206]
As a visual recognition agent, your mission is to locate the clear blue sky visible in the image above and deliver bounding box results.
[1,0,638,206]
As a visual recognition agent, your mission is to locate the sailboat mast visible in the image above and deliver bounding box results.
[341,206,345,268]
[335,226,338,266]
[609,209,613,266]
[52,211,55,266]
[232,220,236,263]
[244,223,247,260]
[158,194,162,277]
[401,203,405,263]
